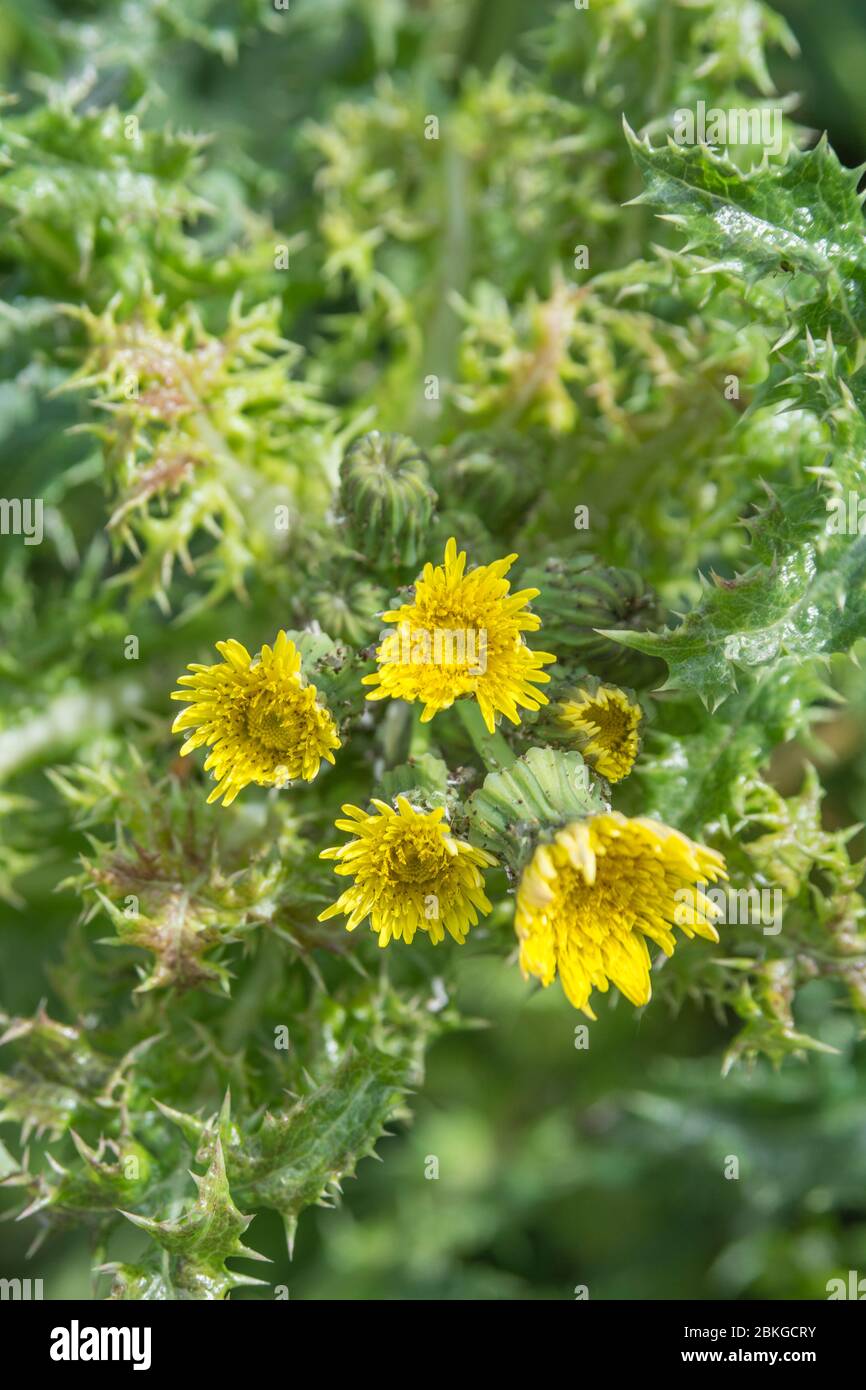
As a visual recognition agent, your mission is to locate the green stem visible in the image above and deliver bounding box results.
[408,705,432,760]
[379,701,413,769]
[456,700,516,772]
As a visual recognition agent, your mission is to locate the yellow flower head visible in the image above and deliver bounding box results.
[318,795,497,947]
[557,683,642,783]
[362,537,555,734]
[171,630,341,806]
[515,812,727,1018]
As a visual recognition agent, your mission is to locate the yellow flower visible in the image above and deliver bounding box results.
[318,795,497,947]
[171,630,340,806]
[362,537,555,733]
[557,683,641,783]
[515,812,727,1018]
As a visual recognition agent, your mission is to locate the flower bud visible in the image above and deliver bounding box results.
[339,430,437,567]
[521,554,660,666]
[466,746,606,870]
[436,432,541,531]
[310,579,388,647]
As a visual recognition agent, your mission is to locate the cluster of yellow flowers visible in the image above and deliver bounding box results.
[172,538,726,1017]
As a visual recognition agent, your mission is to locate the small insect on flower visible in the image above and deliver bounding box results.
[318,796,497,947]
[362,536,555,733]
[171,630,341,806]
[556,682,642,783]
[515,812,727,1018]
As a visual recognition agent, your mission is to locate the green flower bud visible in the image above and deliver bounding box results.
[522,553,661,667]
[436,432,541,532]
[466,746,607,871]
[339,431,437,568]
[310,579,388,647]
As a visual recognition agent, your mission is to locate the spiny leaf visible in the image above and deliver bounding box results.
[118,1139,267,1300]
[625,126,866,345]
[161,1048,412,1256]
[624,661,828,833]
[0,93,206,297]
[606,484,866,707]
[723,961,840,1074]
[0,1006,114,1141]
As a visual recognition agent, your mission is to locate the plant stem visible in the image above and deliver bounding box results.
[408,705,432,759]
[456,700,516,772]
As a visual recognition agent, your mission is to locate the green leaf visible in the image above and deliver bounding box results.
[606,484,866,707]
[0,94,206,298]
[117,1140,267,1301]
[0,1006,114,1141]
[622,660,825,833]
[161,1048,411,1256]
[626,126,866,346]
[723,961,840,1074]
